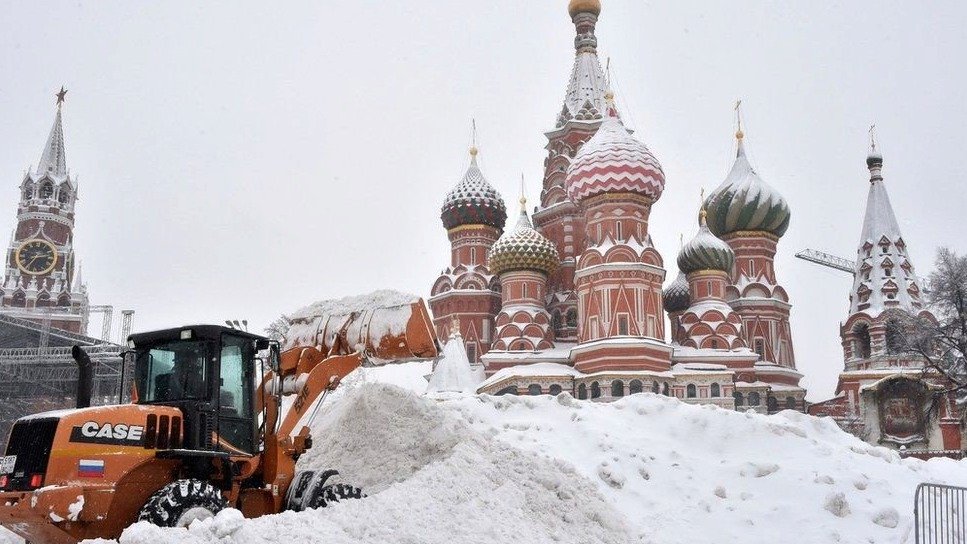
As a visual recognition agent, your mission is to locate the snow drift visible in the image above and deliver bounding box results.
[9,361,961,544]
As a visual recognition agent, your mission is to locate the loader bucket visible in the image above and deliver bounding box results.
[283,291,439,363]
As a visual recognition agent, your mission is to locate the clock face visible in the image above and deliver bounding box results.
[16,239,58,275]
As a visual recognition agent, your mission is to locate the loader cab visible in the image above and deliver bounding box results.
[127,325,275,456]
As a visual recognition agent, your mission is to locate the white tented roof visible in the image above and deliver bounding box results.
[426,334,480,394]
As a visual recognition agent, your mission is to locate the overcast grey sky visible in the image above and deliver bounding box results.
[1,1,964,401]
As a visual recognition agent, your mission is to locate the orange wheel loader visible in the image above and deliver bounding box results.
[0,296,439,543]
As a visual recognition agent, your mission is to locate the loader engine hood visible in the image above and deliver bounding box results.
[1,404,183,492]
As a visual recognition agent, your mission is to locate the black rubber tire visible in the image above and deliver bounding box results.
[306,482,365,509]
[137,479,228,528]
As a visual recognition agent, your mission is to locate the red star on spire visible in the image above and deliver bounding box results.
[55,86,67,106]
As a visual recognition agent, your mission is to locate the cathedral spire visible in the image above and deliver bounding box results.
[558,0,609,126]
[848,141,922,316]
[36,90,68,179]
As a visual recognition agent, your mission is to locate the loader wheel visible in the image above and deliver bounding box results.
[138,479,228,528]
[306,483,366,509]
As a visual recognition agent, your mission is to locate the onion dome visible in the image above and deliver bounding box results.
[441,147,507,231]
[663,270,690,313]
[569,0,601,17]
[704,133,791,238]
[678,210,735,274]
[488,197,560,277]
[565,109,665,205]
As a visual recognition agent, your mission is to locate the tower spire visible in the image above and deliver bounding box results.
[560,0,609,125]
[36,89,69,179]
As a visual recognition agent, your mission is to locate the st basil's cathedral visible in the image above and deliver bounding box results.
[429,0,804,413]
[428,0,963,455]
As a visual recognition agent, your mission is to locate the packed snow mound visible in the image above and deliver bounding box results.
[426,335,479,394]
[71,362,967,544]
[439,392,967,544]
[91,383,636,544]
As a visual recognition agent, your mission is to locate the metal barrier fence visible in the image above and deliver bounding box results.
[916,483,967,543]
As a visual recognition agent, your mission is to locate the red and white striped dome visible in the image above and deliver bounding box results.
[565,117,665,204]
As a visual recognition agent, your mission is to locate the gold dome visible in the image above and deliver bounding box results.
[568,0,601,18]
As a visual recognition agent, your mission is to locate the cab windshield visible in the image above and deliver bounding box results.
[135,339,210,403]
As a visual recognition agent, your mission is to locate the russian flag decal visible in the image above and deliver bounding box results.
[78,459,105,478]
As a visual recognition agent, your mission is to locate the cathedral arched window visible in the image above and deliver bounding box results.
[590,382,600,399]
[549,384,562,396]
[734,392,744,407]
[785,397,797,410]
[577,383,587,400]
[11,291,25,306]
[767,396,778,413]
[629,380,643,394]
[39,182,53,199]
[853,323,872,359]
[611,380,624,398]
[528,384,542,396]
[36,293,50,307]
[662,382,670,396]
[686,384,697,398]
[22,183,34,200]
[58,293,71,306]
[58,189,71,205]
[710,383,721,397]
[748,392,761,406]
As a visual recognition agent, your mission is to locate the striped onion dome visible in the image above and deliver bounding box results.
[565,113,665,204]
[678,210,735,274]
[488,203,560,277]
[704,135,790,238]
[441,148,507,231]
[662,270,690,313]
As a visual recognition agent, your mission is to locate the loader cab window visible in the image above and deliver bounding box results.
[136,340,211,403]
[217,334,256,454]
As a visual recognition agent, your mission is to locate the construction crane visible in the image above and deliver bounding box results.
[795,249,856,275]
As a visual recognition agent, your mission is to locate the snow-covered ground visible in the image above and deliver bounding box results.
[2,361,965,543]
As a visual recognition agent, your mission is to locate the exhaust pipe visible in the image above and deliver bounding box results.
[72,345,93,409]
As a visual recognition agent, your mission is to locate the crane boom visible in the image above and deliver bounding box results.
[795,249,856,275]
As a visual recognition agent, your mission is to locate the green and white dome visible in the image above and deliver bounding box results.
[704,135,790,239]
[678,211,735,274]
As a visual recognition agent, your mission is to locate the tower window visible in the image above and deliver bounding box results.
[707,281,713,297]
[749,259,755,276]
[40,183,53,199]
[686,384,697,398]
[711,383,721,397]
[58,190,70,205]
[470,247,477,264]
[522,283,528,299]
[754,339,765,358]
[466,343,477,363]
[617,314,629,336]
[22,184,34,200]
[615,221,622,240]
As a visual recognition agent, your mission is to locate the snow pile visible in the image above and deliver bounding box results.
[91,383,635,544]
[439,392,967,543]
[426,335,479,394]
[53,363,967,544]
